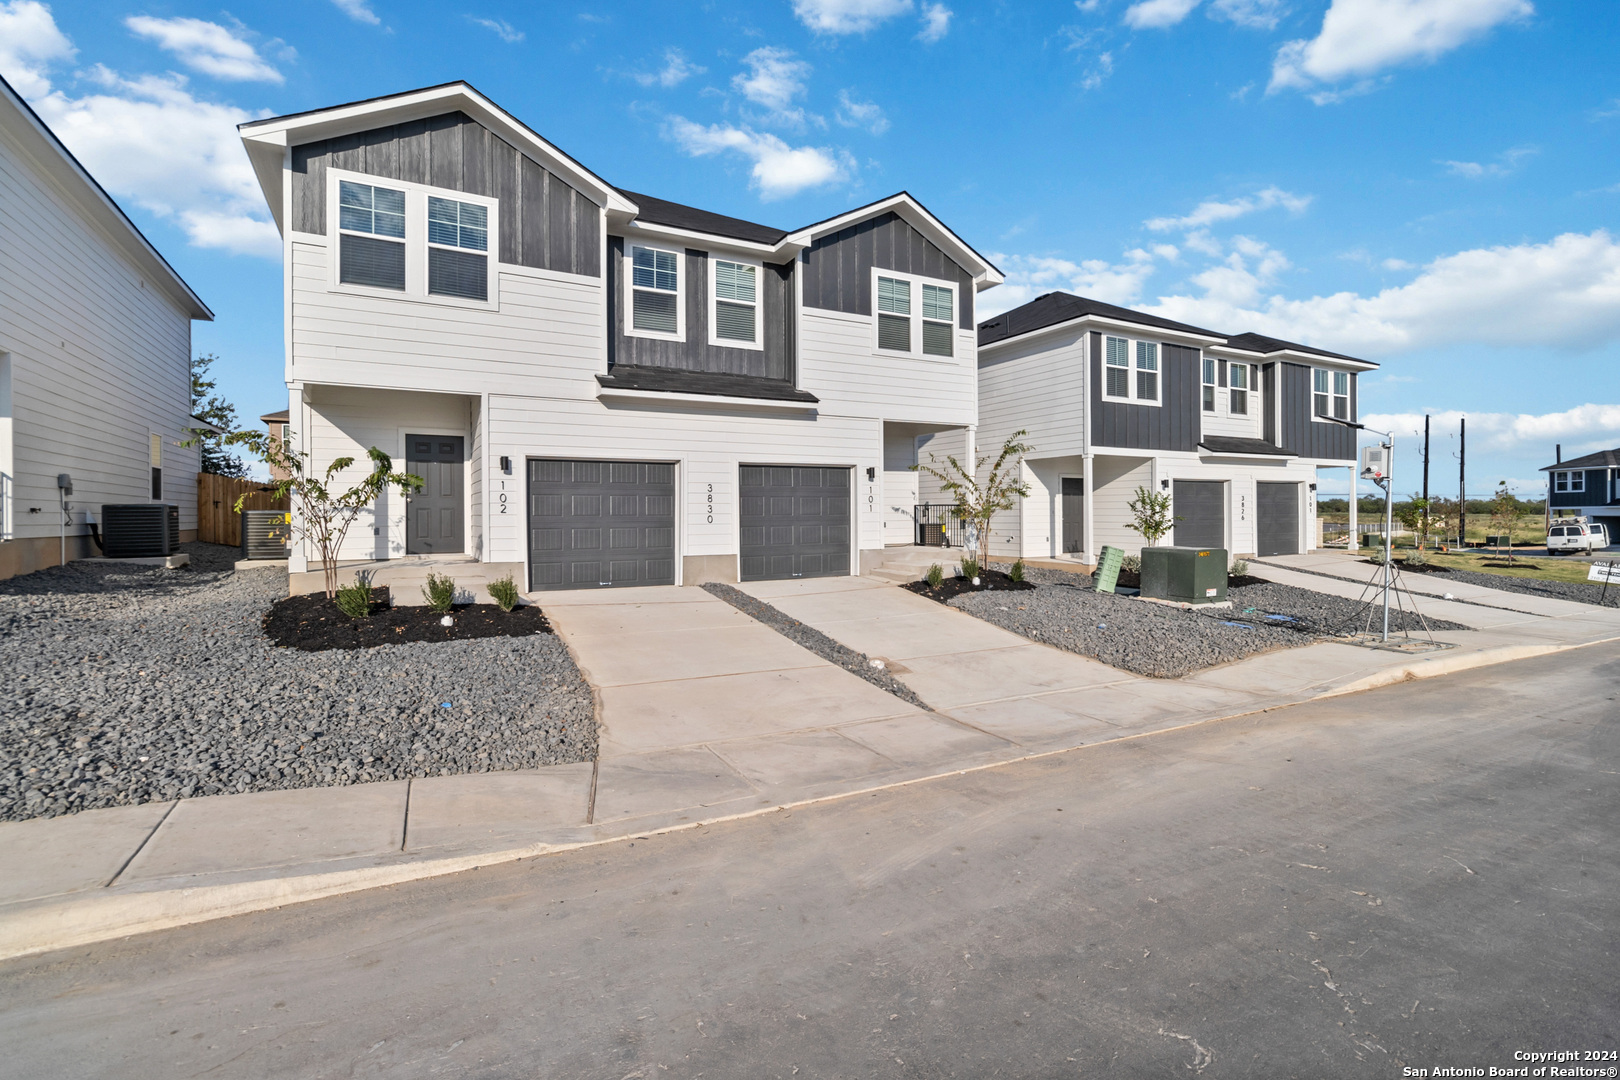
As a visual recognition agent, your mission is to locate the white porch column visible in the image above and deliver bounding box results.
[1347,465,1358,545]
[288,385,310,574]
[1082,452,1095,563]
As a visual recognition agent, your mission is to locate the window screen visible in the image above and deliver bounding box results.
[713,260,757,343]
[1105,336,1129,398]
[1333,370,1350,420]
[631,247,680,334]
[1314,368,1331,417]
[339,181,405,238]
[1229,363,1248,415]
[922,284,953,357]
[429,247,488,301]
[877,276,911,352]
[427,197,488,251]
[1201,357,1216,412]
[1135,341,1158,401]
[341,234,407,290]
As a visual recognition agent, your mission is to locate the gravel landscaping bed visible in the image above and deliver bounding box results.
[1398,564,1619,608]
[263,589,554,650]
[701,582,931,711]
[947,563,1471,679]
[0,544,596,822]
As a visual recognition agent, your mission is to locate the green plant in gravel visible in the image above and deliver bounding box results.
[959,554,980,580]
[1229,559,1248,577]
[1008,558,1026,583]
[487,574,520,612]
[334,579,373,619]
[422,572,457,613]
[1404,548,1429,568]
[1121,554,1141,574]
[1124,486,1179,547]
[925,563,944,589]
[1367,548,1387,565]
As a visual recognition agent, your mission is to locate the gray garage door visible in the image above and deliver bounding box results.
[739,465,851,581]
[1172,480,1226,549]
[527,460,675,591]
[1256,482,1300,556]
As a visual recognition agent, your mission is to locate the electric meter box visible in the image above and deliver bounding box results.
[1140,546,1228,604]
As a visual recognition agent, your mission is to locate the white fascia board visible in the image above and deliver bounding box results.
[238,83,636,217]
[619,219,786,257]
[980,313,1224,353]
[781,193,1003,287]
[597,387,816,413]
[1197,449,1297,461]
[1206,344,1378,372]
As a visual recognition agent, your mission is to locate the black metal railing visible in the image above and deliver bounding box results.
[914,503,970,548]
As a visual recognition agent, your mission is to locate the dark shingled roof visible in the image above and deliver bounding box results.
[1198,436,1297,458]
[617,189,789,246]
[1221,332,1368,365]
[1541,447,1620,472]
[598,365,818,403]
[977,292,1223,348]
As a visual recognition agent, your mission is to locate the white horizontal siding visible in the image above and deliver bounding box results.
[1091,455,1153,556]
[0,124,198,545]
[977,328,1087,460]
[800,309,975,426]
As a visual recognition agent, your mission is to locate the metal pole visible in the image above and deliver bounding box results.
[1422,414,1430,548]
[1458,417,1466,547]
[59,487,66,567]
[1384,435,1394,642]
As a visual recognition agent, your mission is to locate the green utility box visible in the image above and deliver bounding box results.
[1140,545,1228,604]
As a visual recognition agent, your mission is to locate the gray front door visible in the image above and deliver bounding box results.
[1256,482,1300,556]
[1061,477,1085,553]
[739,466,851,581]
[527,460,675,590]
[406,434,464,555]
[1172,480,1225,549]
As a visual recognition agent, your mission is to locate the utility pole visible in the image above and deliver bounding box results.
[1422,414,1431,549]
[1458,417,1467,546]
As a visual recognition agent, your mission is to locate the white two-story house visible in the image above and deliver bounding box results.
[973,292,1376,561]
[238,82,1000,591]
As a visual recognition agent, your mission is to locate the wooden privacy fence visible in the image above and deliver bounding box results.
[197,473,289,547]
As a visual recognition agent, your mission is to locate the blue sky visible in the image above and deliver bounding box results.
[2,0,1616,499]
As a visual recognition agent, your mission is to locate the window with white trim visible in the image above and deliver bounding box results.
[426,196,488,301]
[711,258,759,347]
[1553,470,1585,494]
[1313,368,1350,420]
[1228,362,1249,415]
[1102,336,1164,405]
[922,284,954,357]
[877,275,911,352]
[1135,342,1159,402]
[1202,356,1216,412]
[338,180,406,290]
[872,270,957,359]
[629,244,681,338]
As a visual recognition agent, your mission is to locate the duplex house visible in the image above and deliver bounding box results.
[973,292,1376,561]
[1543,447,1620,538]
[238,83,999,591]
[0,74,212,580]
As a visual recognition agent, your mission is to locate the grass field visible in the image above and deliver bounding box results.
[1353,547,1604,585]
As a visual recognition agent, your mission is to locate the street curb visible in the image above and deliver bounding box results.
[1311,636,1620,699]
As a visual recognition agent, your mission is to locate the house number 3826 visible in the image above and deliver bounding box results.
[706,483,714,525]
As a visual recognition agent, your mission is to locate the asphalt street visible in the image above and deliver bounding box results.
[1,644,1616,1079]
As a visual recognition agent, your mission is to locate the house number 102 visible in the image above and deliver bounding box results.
[498,479,508,514]
[706,483,714,525]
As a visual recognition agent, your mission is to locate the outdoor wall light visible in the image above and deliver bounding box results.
[500,456,512,474]
[1309,483,1317,491]
[1161,479,1170,490]
[866,466,876,481]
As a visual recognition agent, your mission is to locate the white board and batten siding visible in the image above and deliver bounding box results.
[0,119,200,548]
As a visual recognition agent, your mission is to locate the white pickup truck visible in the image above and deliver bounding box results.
[1547,520,1610,554]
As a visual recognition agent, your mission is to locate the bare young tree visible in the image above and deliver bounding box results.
[914,430,1034,571]
[1124,486,1178,547]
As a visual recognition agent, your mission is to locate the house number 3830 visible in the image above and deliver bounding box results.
[706,483,714,525]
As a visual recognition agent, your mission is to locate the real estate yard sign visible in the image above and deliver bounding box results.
[1587,561,1620,584]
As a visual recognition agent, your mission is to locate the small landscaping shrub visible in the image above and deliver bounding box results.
[488,573,520,612]
[1121,554,1141,574]
[422,572,457,613]
[334,579,373,619]
[959,554,980,580]
[1230,559,1249,577]
[925,563,944,589]
[1008,558,1026,583]
[1404,549,1429,568]
[1367,549,1388,566]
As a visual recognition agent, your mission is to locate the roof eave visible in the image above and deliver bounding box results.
[980,312,1225,352]
[1208,343,1378,370]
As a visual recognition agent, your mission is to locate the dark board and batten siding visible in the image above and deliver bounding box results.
[606,238,795,380]
[800,211,974,331]
[1087,331,1201,452]
[1276,362,1356,461]
[289,111,600,278]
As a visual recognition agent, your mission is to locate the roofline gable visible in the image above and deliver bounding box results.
[781,191,1003,288]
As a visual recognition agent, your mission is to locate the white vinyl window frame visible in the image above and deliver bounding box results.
[1100,335,1163,407]
[326,167,500,311]
[1201,356,1216,413]
[1553,470,1585,494]
[1228,361,1250,416]
[707,253,763,350]
[624,241,685,343]
[1311,367,1351,423]
[869,268,958,362]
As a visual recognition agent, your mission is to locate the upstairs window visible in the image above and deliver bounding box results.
[1313,368,1350,420]
[1104,336,1130,399]
[1553,471,1585,494]
[338,180,406,290]
[1202,357,1216,412]
[427,196,488,302]
[1103,336,1163,405]
[1228,362,1249,415]
[630,245,681,337]
[1135,342,1159,402]
[877,276,911,352]
[712,259,759,347]
[922,284,954,357]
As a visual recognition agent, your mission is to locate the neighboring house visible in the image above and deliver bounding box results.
[972,293,1376,561]
[0,74,212,581]
[1543,447,1620,537]
[260,408,290,482]
[237,82,999,590]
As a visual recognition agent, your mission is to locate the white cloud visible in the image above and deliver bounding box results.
[1362,405,1620,457]
[1382,257,1415,271]
[1145,186,1312,231]
[1209,0,1284,30]
[792,0,913,34]
[1270,0,1532,99]
[330,0,380,26]
[1081,51,1114,90]
[979,249,1163,319]
[666,117,850,200]
[835,89,889,134]
[1123,0,1200,28]
[1075,0,1104,10]
[125,16,283,82]
[732,47,811,114]
[1440,145,1536,179]
[632,48,703,88]
[468,16,522,43]
[1143,230,1620,357]
[917,2,952,41]
[0,0,76,98]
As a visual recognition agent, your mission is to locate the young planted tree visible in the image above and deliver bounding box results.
[914,430,1034,571]
[1488,480,1528,561]
[1396,494,1431,551]
[1124,486,1179,547]
[216,427,423,598]
[187,353,248,478]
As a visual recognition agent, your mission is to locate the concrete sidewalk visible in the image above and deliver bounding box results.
[4,570,1618,962]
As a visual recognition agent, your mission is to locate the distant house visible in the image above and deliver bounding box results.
[0,74,212,580]
[260,408,290,482]
[1543,447,1620,536]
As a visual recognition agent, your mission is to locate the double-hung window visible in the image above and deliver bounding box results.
[1104,336,1131,399]
[1102,337,1162,405]
[873,271,957,358]
[426,196,488,301]
[338,180,406,290]
[1314,368,1350,420]
[1228,362,1249,415]
[630,245,681,337]
[921,284,954,357]
[1135,342,1159,402]
[1202,357,1217,412]
[877,276,911,352]
[711,258,758,347]
[1554,471,1584,494]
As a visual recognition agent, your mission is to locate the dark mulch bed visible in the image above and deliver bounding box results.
[1361,558,1452,574]
[264,589,553,651]
[904,569,1038,603]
